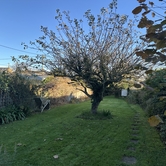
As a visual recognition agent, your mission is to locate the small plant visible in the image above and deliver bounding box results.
[102,109,111,117]
[0,106,25,124]
[76,110,112,120]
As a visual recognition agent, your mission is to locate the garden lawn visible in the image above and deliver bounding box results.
[0,96,166,166]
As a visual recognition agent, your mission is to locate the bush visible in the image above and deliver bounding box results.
[159,123,166,144]
[102,109,112,117]
[0,105,25,124]
[144,69,166,116]
[127,69,166,145]
[76,110,113,120]
[0,72,36,115]
[127,89,166,117]
[127,69,166,112]
[8,73,36,110]
[0,71,38,124]
[126,90,140,104]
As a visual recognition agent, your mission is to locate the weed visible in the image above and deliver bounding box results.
[102,109,112,117]
[0,105,25,124]
[76,109,112,120]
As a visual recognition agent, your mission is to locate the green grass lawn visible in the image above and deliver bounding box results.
[0,96,166,166]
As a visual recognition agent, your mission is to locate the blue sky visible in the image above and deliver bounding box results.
[0,0,141,67]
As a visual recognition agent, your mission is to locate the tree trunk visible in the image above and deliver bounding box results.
[90,85,105,114]
[91,94,103,114]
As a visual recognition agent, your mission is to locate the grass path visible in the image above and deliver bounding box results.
[0,97,166,166]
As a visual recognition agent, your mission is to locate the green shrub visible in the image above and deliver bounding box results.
[126,69,166,146]
[127,89,166,117]
[102,109,112,117]
[76,110,112,120]
[9,73,36,108]
[0,71,37,117]
[0,106,25,125]
[126,90,140,104]
[144,69,166,116]
[159,123,166,143]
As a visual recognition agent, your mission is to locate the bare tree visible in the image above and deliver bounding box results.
[17,1,144,114]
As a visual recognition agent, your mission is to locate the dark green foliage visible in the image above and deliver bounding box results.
[146,69,166,89]
[145,97,166,116]
[0,105,25,124]
[0,71,37,124]
[127,89,166,117]
[102,109,112,117]
[8,73,36,111]
[127,69,166,116]
[144,69,166,116]
[126,90,140,105]
[126,90,147,106]
[104,85,121,98]
[160,124,166,143]
[127,69,166,145]
[157,115,166,144]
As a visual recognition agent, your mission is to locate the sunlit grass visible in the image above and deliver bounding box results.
[0,96,166,165]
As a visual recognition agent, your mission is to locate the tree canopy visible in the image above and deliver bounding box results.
[132,0,166,66]
[15,1,144,114]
